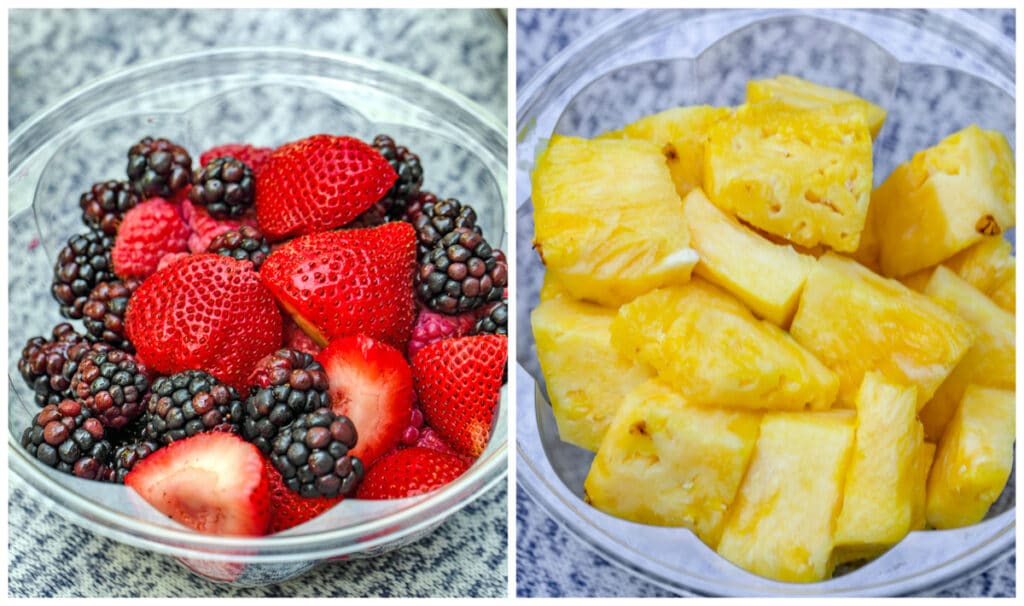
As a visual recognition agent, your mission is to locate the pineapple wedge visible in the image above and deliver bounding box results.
[833,373,923,561]
[910,442,937,532]
[989,272,1015,314]
[919,266,1015,441]
[926,385,1015,529]
[611,279,838,411]
[717,410,856,583]
[600,106,733,199]
[539,271,569,302]
[584,379,761,547]
[682,188,816,327]
[532,297,654,452]
[704,101,873,252]
[746,74,887,139]
[790,253,975,408]
[532,135,698,306]
[873,125,1015,277]
[901,237,1015,297]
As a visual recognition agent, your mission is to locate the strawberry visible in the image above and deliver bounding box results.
[281,315,322,357]
[200,143,273,174]
[261,223,417,348]
[413,426,466,460]
[355,447,469,500]
[263,457,341,533]
[124,432,271,536]
[180,199,257,253]
[317,335,414,467]
[255,134,397,240]
[407,306,478,359]
[111,198,190,280]
[412,335,507,457]
[125,253,282,393]
[156,251,190,272]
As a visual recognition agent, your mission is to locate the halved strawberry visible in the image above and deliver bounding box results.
[317,335,414,467]
[412,335,507,457]
[260,223,416,348]
[124,432,271,536]
[355,447,470,500]
[111,198,190,280]
[255,134,397,240]
[263,457,341,533]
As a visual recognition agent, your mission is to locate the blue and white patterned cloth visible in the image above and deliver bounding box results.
[8,8,508,598]
[515,8,1015,598]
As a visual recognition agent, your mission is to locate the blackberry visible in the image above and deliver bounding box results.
[242,349,330,454]
[18,323,89,407]
[188,156,255,219]
[372,134,423,204]
[60,340,114,391]
[79,180,140,235]
[402,191,437,223]
[207,225,270,269]
[412,198,482,259]
[417,228,508,314]
[143,370,243,445]
[346,199,393,229]
[111,439,160,483]
[82,279,139,349]
[51,230,115,319]
[127,136,192,199]
[21,399,113,480]
[472,300,508,336]
[269,407,363,498]
[70,348,150,430]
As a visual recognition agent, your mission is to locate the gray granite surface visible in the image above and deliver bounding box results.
[8,8,508,598]
[516,8,1015,598]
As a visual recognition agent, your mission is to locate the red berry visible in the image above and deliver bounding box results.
[355,447,470,500]
[263,457,342,533]
[200,143,273,175]
[111,198,190,280]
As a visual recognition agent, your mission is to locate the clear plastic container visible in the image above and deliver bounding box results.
[9,47,507,586]
[516,9,1013,596]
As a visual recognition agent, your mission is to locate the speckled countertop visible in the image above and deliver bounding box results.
[515,8,1015,598]
[8,8,508,598]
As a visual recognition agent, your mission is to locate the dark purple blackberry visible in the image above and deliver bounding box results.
[269,407,363,498]
[126,136,192,199]
[417,228,508,314]
[143,370,243,445]
[242,349,330,454]
[402,191,437,223]
[412,198,482,259]
[82,279,139,350]
[21,399,113,480]
[111,439,160,483]
[207,225,270,269]
[372,134,423,204]
[346,199,393,229]
[188,156,255,219]
[472,300,508,336]
[79,180,140,235]
[70,348,150,430]
[18,323,89,407]
[60,340,115,392]
[51,230,115,319]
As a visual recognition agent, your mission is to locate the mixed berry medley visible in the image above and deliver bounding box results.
[18,133,508,537]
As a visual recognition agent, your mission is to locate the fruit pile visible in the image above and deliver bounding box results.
[531,75,1015,583]
[19,133,508,537]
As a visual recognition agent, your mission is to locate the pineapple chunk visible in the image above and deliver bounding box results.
[899,268,933,293]
[682,188,816,326]
[532,135,698,306]
[584,380,761,547]
[717,410,856,583]
[926,385,1015,529]
[790,254,975,408]
[910,442,937,532]
[539,271,569,302]
[611,279,838,411]
[704,101,873,252]
[873,125,1015,277]
[746,74,887,138]
[989,272,1015,314]
[847,186,885,273]
[943,236,1015,296]
[919,266,1015,441]
[600,106,733,199]
[532,297,654,452]
[833,373,923,560]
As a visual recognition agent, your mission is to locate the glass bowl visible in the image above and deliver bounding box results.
[9,47,508,587]
[516,9,1013,597]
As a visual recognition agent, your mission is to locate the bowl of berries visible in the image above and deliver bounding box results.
[9,48,508,586]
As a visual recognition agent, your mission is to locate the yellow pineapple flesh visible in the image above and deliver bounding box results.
[682,188,817,327]
[611,279,838,411]
[790,253,975,408]
[532,296,654,452]
[717,410,856,583]
[926,385,1015,529]
[943,236,1015,295]
[584,380,761,548]
[873,125,1015,277]
[539,271,569,302]
[704,101,873,252]
[918,266,1015,441]
[910,442,937,532]
[600,106,733,199]
[746,74,887,139]
[989,271,1015,314]
[532,135,698,306]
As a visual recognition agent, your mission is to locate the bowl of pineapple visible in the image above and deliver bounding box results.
[516,9,1014,596]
